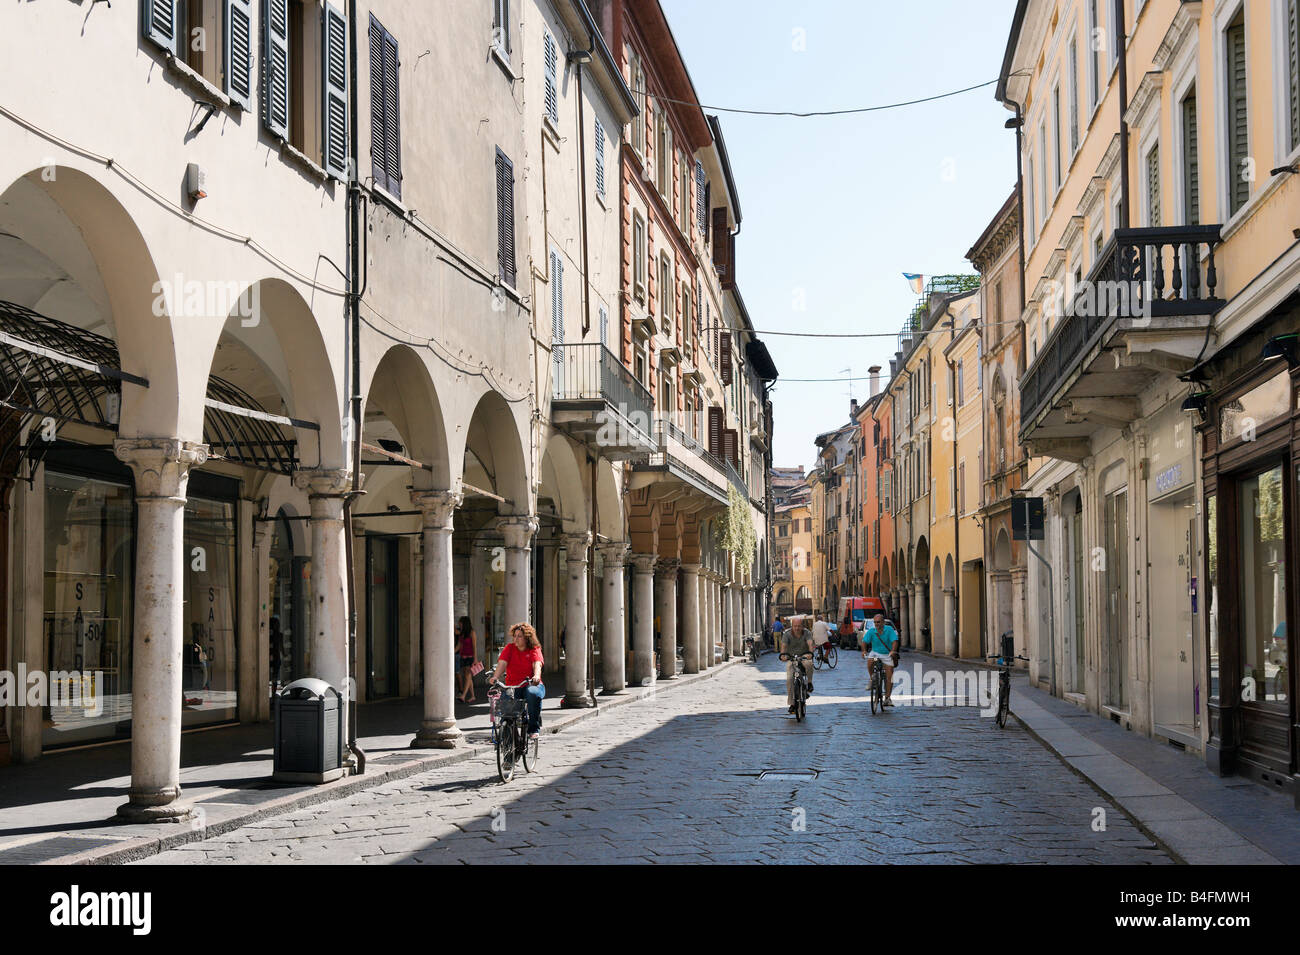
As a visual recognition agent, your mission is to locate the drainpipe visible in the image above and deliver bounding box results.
[1004,100,1028,377]
[343,0,366,774]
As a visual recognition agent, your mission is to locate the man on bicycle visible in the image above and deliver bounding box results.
[781,616,815,714]
[862,612,900,707]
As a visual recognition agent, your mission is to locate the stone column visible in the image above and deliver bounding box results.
[943,586,957,657]
[630,554,657,685]
[598,542,629,693]
[562,531,593,706]
[720,580,731,660]
[253,515,273,720]
[410,490,462,748]
[731,582,743,655]
[681,563,702,673]
[655,558,680,678]
[114,438,208,823]
[912,580,927,652]
[899,589,911,649]
[698,571,711,669]
[499,516,538,630]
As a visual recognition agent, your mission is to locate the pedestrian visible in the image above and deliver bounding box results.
[456,616,477,704]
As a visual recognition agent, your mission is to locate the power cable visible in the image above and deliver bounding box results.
[631,78,999,118]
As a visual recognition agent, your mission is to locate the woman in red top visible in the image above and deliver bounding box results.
[456,616,477,704]
[488,622,545,738]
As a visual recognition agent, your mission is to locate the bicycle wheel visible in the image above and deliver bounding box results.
[870,670,881,714]
[496,721,516,782]
[522,725,539,773]
[795,683,806,722]
[826,645,838,669]
[996,676,1010,728]
[812,650,824,671]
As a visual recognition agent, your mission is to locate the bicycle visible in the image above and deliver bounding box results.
[487,679,539,781]
[812,641,838,670]
[744,635,761,663]
[780,652,814,722]
[987,632,1029,728]
[867,653,896,714]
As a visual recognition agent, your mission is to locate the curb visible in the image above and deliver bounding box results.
[52,657,747,865]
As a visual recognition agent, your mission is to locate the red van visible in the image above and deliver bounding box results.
[836,596,886,647]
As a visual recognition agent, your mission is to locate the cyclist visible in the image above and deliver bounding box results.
[487,622,545,740]
[861,612,900,707]
[837,612,857,650]
[811,612,831,662]
[782,616,815,714]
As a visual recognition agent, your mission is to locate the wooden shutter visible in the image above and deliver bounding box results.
[225,0,254,111]
[145,0,180,54]
[369,17,387,192]
[321,3,349,179]
[711,207,729,274]
[1226,19,1249,216]
[723,429,737,467]
[263,0,290,140]
[1182,91,1199,225]
[594,117,605,198]
[720,331,732,385]
[381,27,401,197]
[496,148,517,287]
[1146,144,1160,227]
[708,406,722,456]
[544,33,558,124]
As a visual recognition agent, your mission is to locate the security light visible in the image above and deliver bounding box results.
[1260,333,1299,368]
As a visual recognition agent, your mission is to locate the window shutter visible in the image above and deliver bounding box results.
[1068,37,1079,154]
[496,148,517,287]
[1226,20,1249,215]
[544,33,559,125]
[723,429,737,468]
[1146,144,1160,227]
[708,406,722,456]
[381,28,402,197]
[599,305,609,347]
[369,17,387,193]
[720,331,732,385]
[263,0,290,140]
[594,117,605,198]
[1291,0,1300,151]
[1182,92,1199,225]
[695,161,706,234]
[321,3,349,179]
[225,0,254,111]
[145,0,180,54]
[551,251,564,378]
[711,207,728,274]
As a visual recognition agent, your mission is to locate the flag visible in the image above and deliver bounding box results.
[903,273,925,295]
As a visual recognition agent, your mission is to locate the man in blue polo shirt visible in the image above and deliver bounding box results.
[861,612,900,707]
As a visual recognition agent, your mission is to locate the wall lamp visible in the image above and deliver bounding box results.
[567,48,593,66]
[1269,163,1299,176]
[1260,333,1299,368]
[1179,391,1210,421]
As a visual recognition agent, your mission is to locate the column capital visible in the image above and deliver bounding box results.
[596,540,630,564]
[499,515,539,549]
[293,467,354,498]
[114,438,208,500]
[563,530,593,555]
[680,561,702,575]
[411,489,462,529]
[630,552,658,574]
[655,557,680,579]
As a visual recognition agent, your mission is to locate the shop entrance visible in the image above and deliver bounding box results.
[366,535,400,700]
[1150,488,1197,744]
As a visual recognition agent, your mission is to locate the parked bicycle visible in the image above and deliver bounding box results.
[744,634,761,663]
[780,651,814,722]
[987,631,1029,728]
[487,678,538,781]
[813,641,838,670]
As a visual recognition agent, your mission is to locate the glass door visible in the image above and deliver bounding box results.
[1237,464,1287,709]
[366,536,399,699]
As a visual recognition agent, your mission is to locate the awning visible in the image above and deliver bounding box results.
[0,300,315,477]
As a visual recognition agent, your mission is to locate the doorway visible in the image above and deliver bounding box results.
[1104,488,1128,710]
[366,535,400,700]
[1150,489,1197,743]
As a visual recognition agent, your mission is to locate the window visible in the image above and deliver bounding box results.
[594,116,605,201]
[550,249,564,376]
[493,0,510,60]
[599,304,609,347]
[695,161,707,235]
[976,338,984,390]
[681,284,692,344]
[1290,0,1300,152]
[658,254,673,332]
[1182,89,1200,225]
[655,109,673,198]
[632,212,646,302]
[959,461,966,514]
[660,366,674,416]
[1068,33,1080,153]
[956,360,965,406]
[1146,142,1161,226]
[369,13,402,197]
[544,32,559,126]
[1225,11,1250,216]
[628,48,645,156]
[634,344,646,385]
[1038,122,1048,221]
[1026,156,1037,247]
[1087,0,1100,109]
[495,148,517,286]
[1052,84,1062,191]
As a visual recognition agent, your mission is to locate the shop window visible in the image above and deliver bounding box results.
[1237,465,1287,705]
[182,496,238,726]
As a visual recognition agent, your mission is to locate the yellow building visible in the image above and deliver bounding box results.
[998,0,1300,797]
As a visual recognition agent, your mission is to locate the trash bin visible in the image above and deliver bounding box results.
[273,678,345,783]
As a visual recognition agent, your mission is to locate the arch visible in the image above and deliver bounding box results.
[463,390,529,512]
[944,554,955,590]
[362,344,451,490]
[538,432,588,533]
[914,536,930,582]
[993,527,1012,572]
[933,556,943,591]
[795,585,810,601]
[775,587,790,605]
[0,166,182,437]
[595,460,624,540]
[881,555,891,591]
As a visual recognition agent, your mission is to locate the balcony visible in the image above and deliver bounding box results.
[551,343,656,458]
[1020,226,1225,458]
[629,418,748,509]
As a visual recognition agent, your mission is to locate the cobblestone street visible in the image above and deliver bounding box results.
[143,654,1173,864]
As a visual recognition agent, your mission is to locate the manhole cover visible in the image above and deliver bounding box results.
[757,769,819,781]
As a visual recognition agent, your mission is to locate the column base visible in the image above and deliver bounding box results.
[411,720,461,749]
[599,685,626,696]
[561,693,594,708]
[116,789,196,825]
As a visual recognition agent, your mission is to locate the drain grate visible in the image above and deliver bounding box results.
[757,769,819,781]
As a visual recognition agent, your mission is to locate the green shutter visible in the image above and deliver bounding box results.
[262,0,290,140]
[544,33,558,124]
[1146,144,1160,227]
[1226,19,1249,216]
[1290,0,1299,151]
[322,3,349,179]
[381,27,401,196]
[1182,91,1199,225]
[224,0,254,110]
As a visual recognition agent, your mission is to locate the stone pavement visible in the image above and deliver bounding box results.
[141,651,1172,864]
[1005,668,1293,865]
[0,659,742,864]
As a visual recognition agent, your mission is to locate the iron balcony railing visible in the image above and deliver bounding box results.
[646,418,748,499]
[1020,225,1224,429]
[552,342,654,436]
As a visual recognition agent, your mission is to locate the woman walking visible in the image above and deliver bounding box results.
[456,616,478,704]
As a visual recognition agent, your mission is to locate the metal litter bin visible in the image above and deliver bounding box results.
[273,678,345,783]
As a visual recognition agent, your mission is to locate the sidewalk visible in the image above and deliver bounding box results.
[0,659,745,865]
[1009,672,1295,865]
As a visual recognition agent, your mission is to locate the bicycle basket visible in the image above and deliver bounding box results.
[496,694,526,720]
